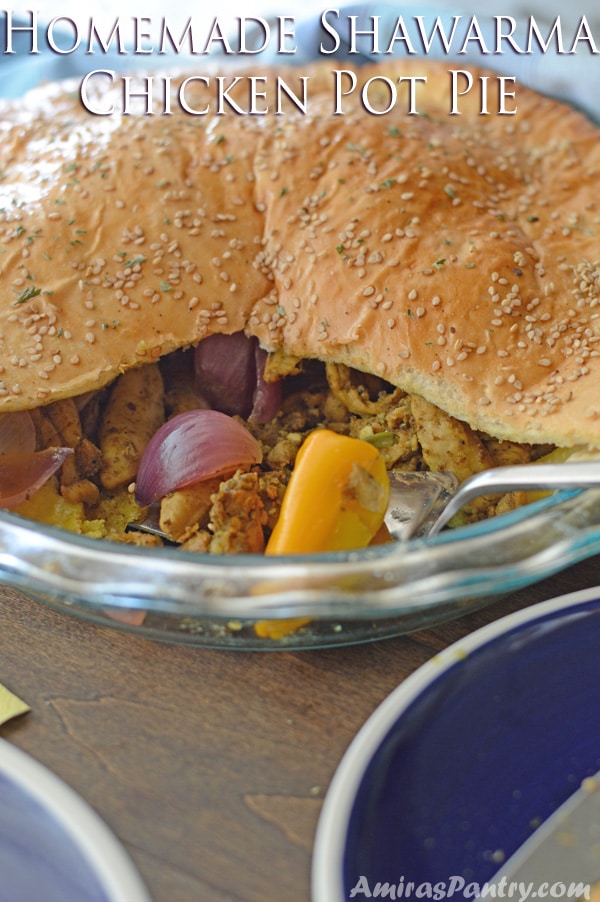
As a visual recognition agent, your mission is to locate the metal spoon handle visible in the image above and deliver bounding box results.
[427,460,600,536]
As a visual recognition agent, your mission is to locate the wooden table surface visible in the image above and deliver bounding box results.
[2,556,600,902]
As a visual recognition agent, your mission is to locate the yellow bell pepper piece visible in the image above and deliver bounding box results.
[255,430,390,639]
[265,429,390,555]
[254,616,314,640]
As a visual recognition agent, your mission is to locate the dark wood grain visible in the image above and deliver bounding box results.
[2,557,600,901]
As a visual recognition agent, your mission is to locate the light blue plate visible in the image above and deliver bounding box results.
[0,740,151,902]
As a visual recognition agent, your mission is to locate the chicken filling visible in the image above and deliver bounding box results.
[12,347,552,553]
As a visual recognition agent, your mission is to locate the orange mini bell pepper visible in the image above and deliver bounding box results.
[265,429,390,555]
[255,430,390,639]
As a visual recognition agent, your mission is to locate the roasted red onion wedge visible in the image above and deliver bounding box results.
[194,332,281,424]
[194,332,256,418]
[0,447,73,509]
[135,409,263,506]
[249,343,282,424]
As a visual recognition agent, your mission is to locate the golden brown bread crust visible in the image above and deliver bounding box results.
[1,60,599,448]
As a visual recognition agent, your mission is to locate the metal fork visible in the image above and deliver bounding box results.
[386,460,600,541]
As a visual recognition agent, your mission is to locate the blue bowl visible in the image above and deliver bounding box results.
[313,588,600,899]
[0,741,150,902]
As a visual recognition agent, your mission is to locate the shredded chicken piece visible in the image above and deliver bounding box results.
[98,364,165,491]
[208,471,268,555]
[32,398,102,504]
[61,479,100,506]
[325,362,406,415]
[179,532,211,553]
[257,471,288,533]
[74,438,103,481]
[410,394,499,524]
[482,437,539,467]
[117,531,164,549]
[410,395,494,480]
[159,477,222,543]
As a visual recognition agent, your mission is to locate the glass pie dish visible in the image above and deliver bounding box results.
[2,489,600,649]
[1,5,600,649]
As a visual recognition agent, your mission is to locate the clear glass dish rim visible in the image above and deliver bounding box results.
[1,490,600,624]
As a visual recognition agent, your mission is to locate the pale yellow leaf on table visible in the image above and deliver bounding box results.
[0,684,30,725]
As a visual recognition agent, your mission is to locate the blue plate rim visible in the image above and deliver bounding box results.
[0,738,151,902]
[311,584,600,902]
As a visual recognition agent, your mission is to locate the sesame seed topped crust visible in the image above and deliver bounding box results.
[1,60,600,448]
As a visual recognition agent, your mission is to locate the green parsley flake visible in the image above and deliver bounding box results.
[13,286,41,305]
